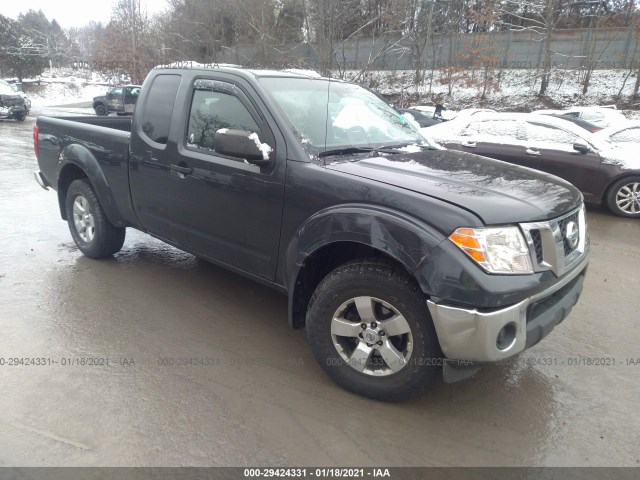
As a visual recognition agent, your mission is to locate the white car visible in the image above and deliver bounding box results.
[535,106,627,129]
[455,108,496,119]
[594,122,640,146]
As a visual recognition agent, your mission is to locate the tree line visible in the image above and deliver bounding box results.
[1,0,639,97]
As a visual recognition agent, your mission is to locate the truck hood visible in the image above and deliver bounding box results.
[325,149,582,224]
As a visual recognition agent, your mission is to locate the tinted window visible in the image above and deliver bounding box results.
[526,122,579,151]
[610,127,640,143]
[186,89,260,151]
[140,75,181,144]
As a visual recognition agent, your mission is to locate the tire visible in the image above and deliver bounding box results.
[65,179,125,258]
[14,111,27,122]
[306,259,442,402]
[606,176,640,218]
[94,104,107,116]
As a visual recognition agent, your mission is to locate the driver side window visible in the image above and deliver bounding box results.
[186,88,260,152]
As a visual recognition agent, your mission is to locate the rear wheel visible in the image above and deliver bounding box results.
[65,179,125,258]
[14,111,27,121]
[94,104,107,116]
[606,176,640,218]
[305,259,441,402]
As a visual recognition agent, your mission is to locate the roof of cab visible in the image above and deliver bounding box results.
[152,62,327,80]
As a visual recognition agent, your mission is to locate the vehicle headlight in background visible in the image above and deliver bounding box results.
[449,226,533,274]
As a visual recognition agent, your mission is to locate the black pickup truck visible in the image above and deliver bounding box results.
[92,85,141,116]
[33,66,589,401]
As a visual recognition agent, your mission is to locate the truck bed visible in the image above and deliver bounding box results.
[35,114,135,227]
[56,115,133,132]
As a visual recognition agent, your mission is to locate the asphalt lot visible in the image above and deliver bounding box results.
[0,107,639,467]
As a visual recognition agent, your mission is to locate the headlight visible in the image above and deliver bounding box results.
[449,226,533,274]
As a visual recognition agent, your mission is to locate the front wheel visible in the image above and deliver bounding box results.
[606,176,640,218]
[14,111,27,121]
[306,260,442,401]
[65,179,126,258]
[94,104,107,116]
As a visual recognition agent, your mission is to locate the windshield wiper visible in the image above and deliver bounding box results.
[318,147,378,158]
[318,144,434,158]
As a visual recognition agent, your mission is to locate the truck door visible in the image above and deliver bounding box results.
[130,74,286,281]
[107,87,124,112]
[123,87,139,114]
[129,74,188,247]
[173,78,285,280]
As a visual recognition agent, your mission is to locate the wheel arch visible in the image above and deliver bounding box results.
[57,145,124,227]
[285,205,445,329]
[604,173,640,199]
[600,171,640,210]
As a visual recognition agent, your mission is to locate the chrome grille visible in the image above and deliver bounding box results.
[557,211,580,256]
[520,205,587,277]
[530,229,544,264]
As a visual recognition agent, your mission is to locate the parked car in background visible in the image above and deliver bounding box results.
[424,112,640,217]
[397,108,444,128]
[535,106,626,129]
[0,79,30,122]
[455,108,496,119]
[594,122,640,146]
[93,85,142,116]
[547,114,602,133]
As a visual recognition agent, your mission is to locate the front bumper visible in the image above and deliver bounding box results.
[427,252,588,363]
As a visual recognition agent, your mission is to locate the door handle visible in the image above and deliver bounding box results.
[170,164,193,175]
[526,148,541,156]
[461,141,477,148]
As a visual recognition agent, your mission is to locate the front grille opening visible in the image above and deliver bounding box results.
[530,229,544,264]
[527,274,583,323]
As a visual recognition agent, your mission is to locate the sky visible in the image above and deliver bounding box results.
[1,0,169,28]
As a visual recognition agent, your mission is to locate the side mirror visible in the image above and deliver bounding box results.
[213,129,271,166]
[573,142,590,154]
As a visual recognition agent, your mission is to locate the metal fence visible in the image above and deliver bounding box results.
[214,27,640,72]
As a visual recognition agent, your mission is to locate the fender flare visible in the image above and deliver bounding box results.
[57,144,125,227]
[284,204,446,327]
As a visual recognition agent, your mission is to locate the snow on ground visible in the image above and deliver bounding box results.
[9,66,640,115]
[9,67,129,107]
[25,82,107,107]
[345,68,640,118]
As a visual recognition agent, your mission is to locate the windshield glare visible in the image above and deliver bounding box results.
[258,77,427,154]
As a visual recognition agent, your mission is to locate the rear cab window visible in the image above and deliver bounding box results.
[139,74,181,145]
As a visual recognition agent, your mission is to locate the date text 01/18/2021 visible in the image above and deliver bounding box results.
[244,468,391,477]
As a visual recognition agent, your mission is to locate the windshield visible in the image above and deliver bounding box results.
[258,77,430,155]
[0,81,17,95]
